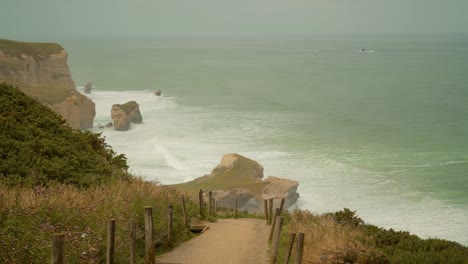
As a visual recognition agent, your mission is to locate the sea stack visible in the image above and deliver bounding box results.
[111,101,143,131]
[84,82,93,94]
[176,153,299,211]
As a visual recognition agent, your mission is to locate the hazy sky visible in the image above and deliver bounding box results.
[1,0,468,39]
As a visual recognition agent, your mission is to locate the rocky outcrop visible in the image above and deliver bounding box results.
[0,39,95,129]
[211,153,264,179]
[50,91,95,129]
[179,153,299,212]
[262,176,299,209]
[111,101,143,131]
[111,105,131,131]
[84,82,93,94]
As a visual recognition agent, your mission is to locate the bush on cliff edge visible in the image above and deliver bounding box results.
[0,83,129,186]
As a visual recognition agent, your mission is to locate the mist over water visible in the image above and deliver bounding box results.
[70,35,468,245]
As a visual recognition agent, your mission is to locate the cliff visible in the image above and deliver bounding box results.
[174,153,300,211]
[0,39,95,129]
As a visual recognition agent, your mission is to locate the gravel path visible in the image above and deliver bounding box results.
[158,218,270,264]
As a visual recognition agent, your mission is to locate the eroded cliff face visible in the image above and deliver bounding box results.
[0,39,95,129]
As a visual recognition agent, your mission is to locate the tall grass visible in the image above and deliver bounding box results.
[0,178,199,263]
[284,210,387,264]
[278,209,467,264]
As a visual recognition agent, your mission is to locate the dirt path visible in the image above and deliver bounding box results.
[158,218,270,264]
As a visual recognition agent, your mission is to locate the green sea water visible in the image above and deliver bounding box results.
[63,34,468,244]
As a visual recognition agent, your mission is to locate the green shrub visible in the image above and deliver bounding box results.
[363,224,468,264]
[0,83,129,186]
[327,208,364,227]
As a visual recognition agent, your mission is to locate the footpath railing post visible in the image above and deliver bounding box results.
[271,216,284,264]
[167,205,173,243]
[107,219,116,264]
[268,198,274,225]
[283,233,296,264]
[130,220,137,264]
[234,198,238,219]
[279,198,285,215]
[213,198,217,216]
[144,206,155,264]
[264,199,269,222]
[208,191,213,217]
[52,234,65,264]
[198,189,204,219]
[269,208,280,241]
[181,195,188,227]
[294,233,304,264]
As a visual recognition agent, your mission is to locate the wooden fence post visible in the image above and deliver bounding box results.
[283,233,296,264]
[130,220,137,264]
[144,206,155,264]
[213,198,217,216]
[167,205,173,243]
[269,208,280,241]
[208,191,213,217]
[294,233,304,264]
[271,216,284,264]
[264,199,269,222]
[268,198,274,225]
[52,234,65,264]
[279,198,285,215]
[234,198,238,219]
[107,219,116,264]
[181,195,188,227]
[198,189,204,219]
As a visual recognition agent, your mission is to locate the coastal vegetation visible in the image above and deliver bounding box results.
[0,83,127,186]
[0,39,63,59]
[276,209,468,264]
[0,179,198,263]
[0,83,199,262]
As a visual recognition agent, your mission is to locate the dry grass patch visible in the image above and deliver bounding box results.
[284,210,387,264]
[0,178,198,263]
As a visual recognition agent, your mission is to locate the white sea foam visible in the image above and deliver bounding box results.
[86,89,468,245]
[153,140,190,171]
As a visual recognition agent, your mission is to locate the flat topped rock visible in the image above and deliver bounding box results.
[175,153,299,212]
[211,153,264,179]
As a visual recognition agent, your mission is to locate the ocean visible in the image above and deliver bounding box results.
[63,34,467,245]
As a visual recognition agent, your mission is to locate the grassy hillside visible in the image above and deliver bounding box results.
[174,154,268,196]
[0,83,128,186]
[0,179,200,263]
[0,83,202,262]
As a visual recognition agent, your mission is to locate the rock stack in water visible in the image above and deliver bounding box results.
[179,153,299,211]
[84,82,93,94]
[111,101,143,131]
